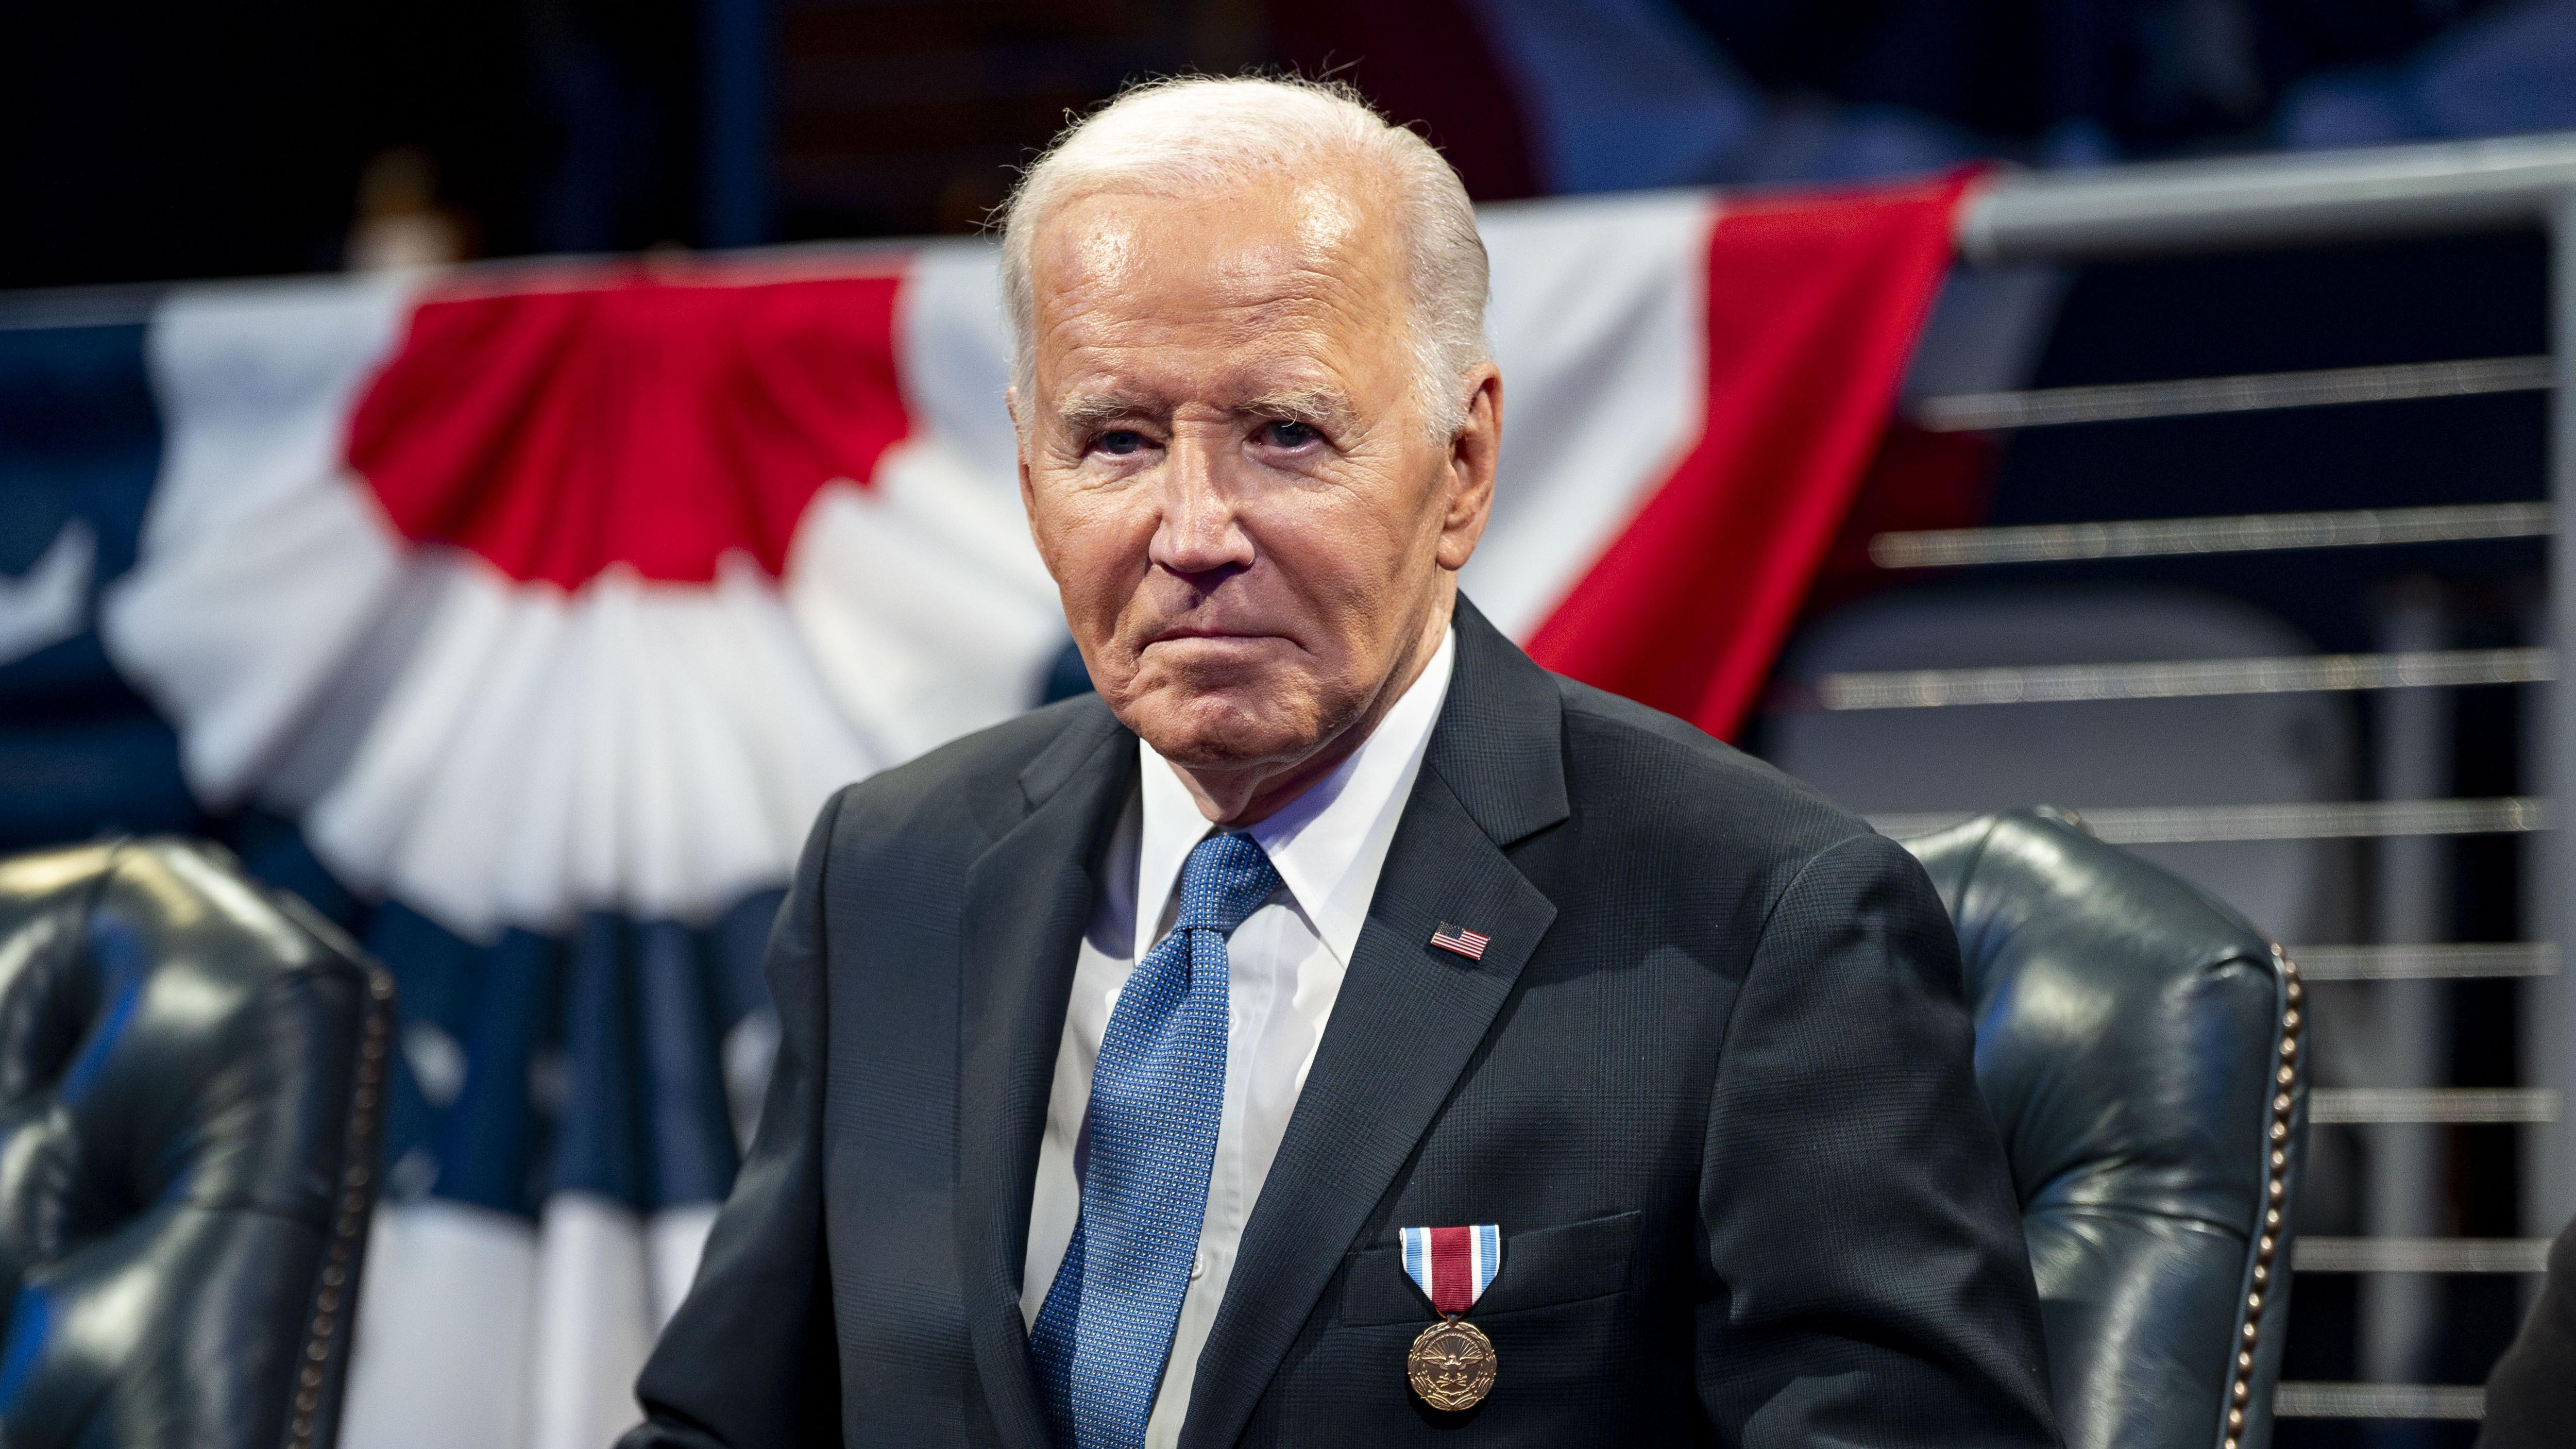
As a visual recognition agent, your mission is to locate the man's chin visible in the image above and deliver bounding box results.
[1120,689,1324,771]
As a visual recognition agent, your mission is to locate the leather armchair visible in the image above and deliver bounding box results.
[0,839,393,1449]
[1905,809,2309,1449]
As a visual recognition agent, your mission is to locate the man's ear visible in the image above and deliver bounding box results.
[1435,365,1501,572]
[1009,385,1037,515]
[1010,384,1055,570]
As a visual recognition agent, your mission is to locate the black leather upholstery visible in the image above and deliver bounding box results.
[1905,809,2309,1449]
[0,839,393,1449]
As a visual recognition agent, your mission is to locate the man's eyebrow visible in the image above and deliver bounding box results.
[1239,387,1356,428]
[1052,391,1160,434]
[1049,385,1359,433]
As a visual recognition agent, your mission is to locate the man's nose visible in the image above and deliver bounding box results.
[1147,432,1256,578]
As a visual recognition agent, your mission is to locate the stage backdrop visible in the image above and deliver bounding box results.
[0,174,1965,1447]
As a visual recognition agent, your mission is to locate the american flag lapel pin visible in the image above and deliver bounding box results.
[1429,921,1490,961]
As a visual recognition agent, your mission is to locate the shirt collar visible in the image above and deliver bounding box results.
[1136,626,1458,966]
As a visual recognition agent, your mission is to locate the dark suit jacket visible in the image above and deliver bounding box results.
[625,599,2059,1448]
[2478,1212,2576,1449]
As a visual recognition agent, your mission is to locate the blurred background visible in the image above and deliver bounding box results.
[9,0,2575,283]
[10,3,2576,1448]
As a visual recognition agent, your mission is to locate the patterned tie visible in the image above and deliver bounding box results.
[1030,831,1280,1449]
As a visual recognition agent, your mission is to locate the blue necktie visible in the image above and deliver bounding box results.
[1030,831,1280,1449]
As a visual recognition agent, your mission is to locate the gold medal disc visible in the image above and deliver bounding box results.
[1406,1317,1498,1411]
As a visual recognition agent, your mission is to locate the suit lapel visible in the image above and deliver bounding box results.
[1180,599,1568,1449]
[954,701,1138,1449]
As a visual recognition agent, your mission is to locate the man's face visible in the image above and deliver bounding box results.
[1016,174,1495,777]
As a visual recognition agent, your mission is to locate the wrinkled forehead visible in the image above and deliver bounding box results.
[1026,175,1410,384]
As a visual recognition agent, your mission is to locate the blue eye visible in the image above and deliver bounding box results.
[1263,420,1320,448]
[1093,430,1146,456]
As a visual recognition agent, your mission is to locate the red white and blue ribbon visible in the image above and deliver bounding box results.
[1400,1225,1502,1316]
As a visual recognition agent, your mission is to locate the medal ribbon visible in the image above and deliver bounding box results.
[1400,1225,1501,1316]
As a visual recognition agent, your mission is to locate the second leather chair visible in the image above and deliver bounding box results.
[1906,808,2309,1449]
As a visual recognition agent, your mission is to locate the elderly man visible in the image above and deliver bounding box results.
[626,77,2057,1448]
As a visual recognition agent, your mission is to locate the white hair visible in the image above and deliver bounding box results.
[996,75,1490,440]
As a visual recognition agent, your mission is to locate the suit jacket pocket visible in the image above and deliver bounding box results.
[1334,1210,1643,1327]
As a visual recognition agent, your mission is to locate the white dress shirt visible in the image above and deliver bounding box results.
[1019,627,1458,1447]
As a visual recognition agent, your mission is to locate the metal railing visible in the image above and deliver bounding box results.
[2291,942,2560,980]
[1913,355,2550,432]
[1791,648,2548,711]
[2297,1237,2551,1273]
[1916,135,2576,1426]
[1959,131,2576,262]
[2311,1087,2559,1124]
[1871,797,2544,844]
[1870,501,2551,568]
[2274,1383,2486,1420]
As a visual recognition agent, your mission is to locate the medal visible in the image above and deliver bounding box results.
[1399,1225,1501,1411]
